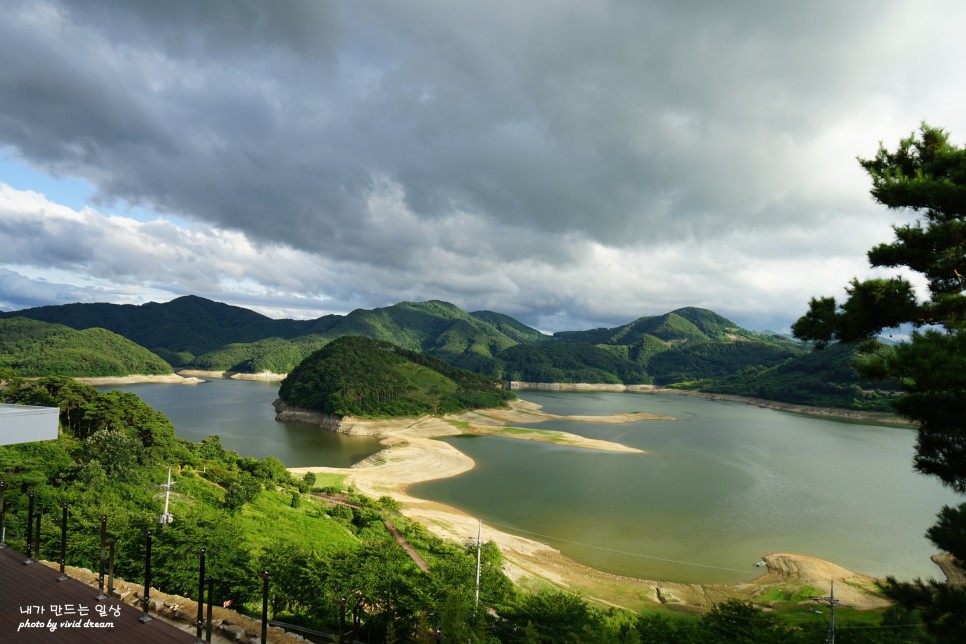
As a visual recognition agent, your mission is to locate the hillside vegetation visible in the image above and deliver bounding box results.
[0,317,171,376]
[278,335,514,416]
[0,372,908,640]
[695,342,899,411]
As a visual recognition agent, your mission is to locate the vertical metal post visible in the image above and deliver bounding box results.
[24,490,35,564]
[828,580,836,644]
[352,600,360,637]
[0,480,6,548]
[107,540,116,595]
[196,548,206,643]
[140,530,153,623]
[32,510,41,561]
[96,515,107,599]
[338,596,346,644]
[260,570,270,644]
[57,502,68,581]
[205,577,214,643]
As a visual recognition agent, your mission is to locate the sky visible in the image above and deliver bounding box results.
[2,0,965,334]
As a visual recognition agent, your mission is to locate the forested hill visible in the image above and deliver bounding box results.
[1,296,890,410]
[0,296,543,372]
[0,317,172,377]
[277,335,515,417]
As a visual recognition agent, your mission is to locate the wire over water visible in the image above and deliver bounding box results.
[483,520,757,574]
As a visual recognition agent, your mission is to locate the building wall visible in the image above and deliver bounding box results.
[0,404,58,445]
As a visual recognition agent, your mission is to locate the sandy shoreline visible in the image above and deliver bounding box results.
[289,398,894,611]
[74,372,206,385]
[510,382,911,427]
[177,369,287,381]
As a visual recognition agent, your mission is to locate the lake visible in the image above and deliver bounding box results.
[99,381,960,584]
[97,378,382,468]
[409,390,961,584]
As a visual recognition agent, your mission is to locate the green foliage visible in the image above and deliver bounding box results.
[695,342,898,411]
[279,335,514,417]
[0,295,315,356]
[191,335,331,373]
[647,339,802,386]
[496,342,645,384]
[701,600,794,643]
[0,318,172,377]
[504,589,601,643]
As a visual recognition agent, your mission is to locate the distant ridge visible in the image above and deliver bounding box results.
[0,295,893,411]
[0,317,172,377]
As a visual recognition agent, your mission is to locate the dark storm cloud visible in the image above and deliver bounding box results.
[1,0,965,330]
[1,0,880,249]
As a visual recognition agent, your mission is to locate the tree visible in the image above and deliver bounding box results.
[793,123,966,638]
[701,600,794,644]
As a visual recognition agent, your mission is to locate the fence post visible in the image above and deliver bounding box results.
[24,490,34,564]
[196,548,206,643]
[139,530,153,623]
[96,515,107,599]
[0,480,6,548]
[338,596,346,644]
[57,502,68,581]
[32,510,41,561]
[205,577,214,643]
[260,570,270,644]
[107,540,116,596]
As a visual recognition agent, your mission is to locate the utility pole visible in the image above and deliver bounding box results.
[475,520,482,611]
[158,466,174,527]
[812,580,840,644]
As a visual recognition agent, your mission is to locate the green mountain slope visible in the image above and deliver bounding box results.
[4,296,886,410]
[0,317,172,377]
[2,297,543,372]
[184,300,542,373]
[693,342,899,411]
[0,295,310,358]
[278,335,514,417]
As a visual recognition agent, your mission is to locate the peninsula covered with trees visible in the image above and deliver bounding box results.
[277,335,515,417]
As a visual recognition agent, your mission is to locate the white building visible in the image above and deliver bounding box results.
[0,404,58,445]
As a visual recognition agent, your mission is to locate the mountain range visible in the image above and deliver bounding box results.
[0,295,893,410]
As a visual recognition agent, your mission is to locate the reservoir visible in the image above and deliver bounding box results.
[98,378,382,468]
[100,381,960,584]
[410,390,961,584]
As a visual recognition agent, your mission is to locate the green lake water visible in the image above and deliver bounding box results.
[411,390,961,584]
[99,382,960,585]
[97,378,382,468]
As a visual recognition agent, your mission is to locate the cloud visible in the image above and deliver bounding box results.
[2,1,965,332]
